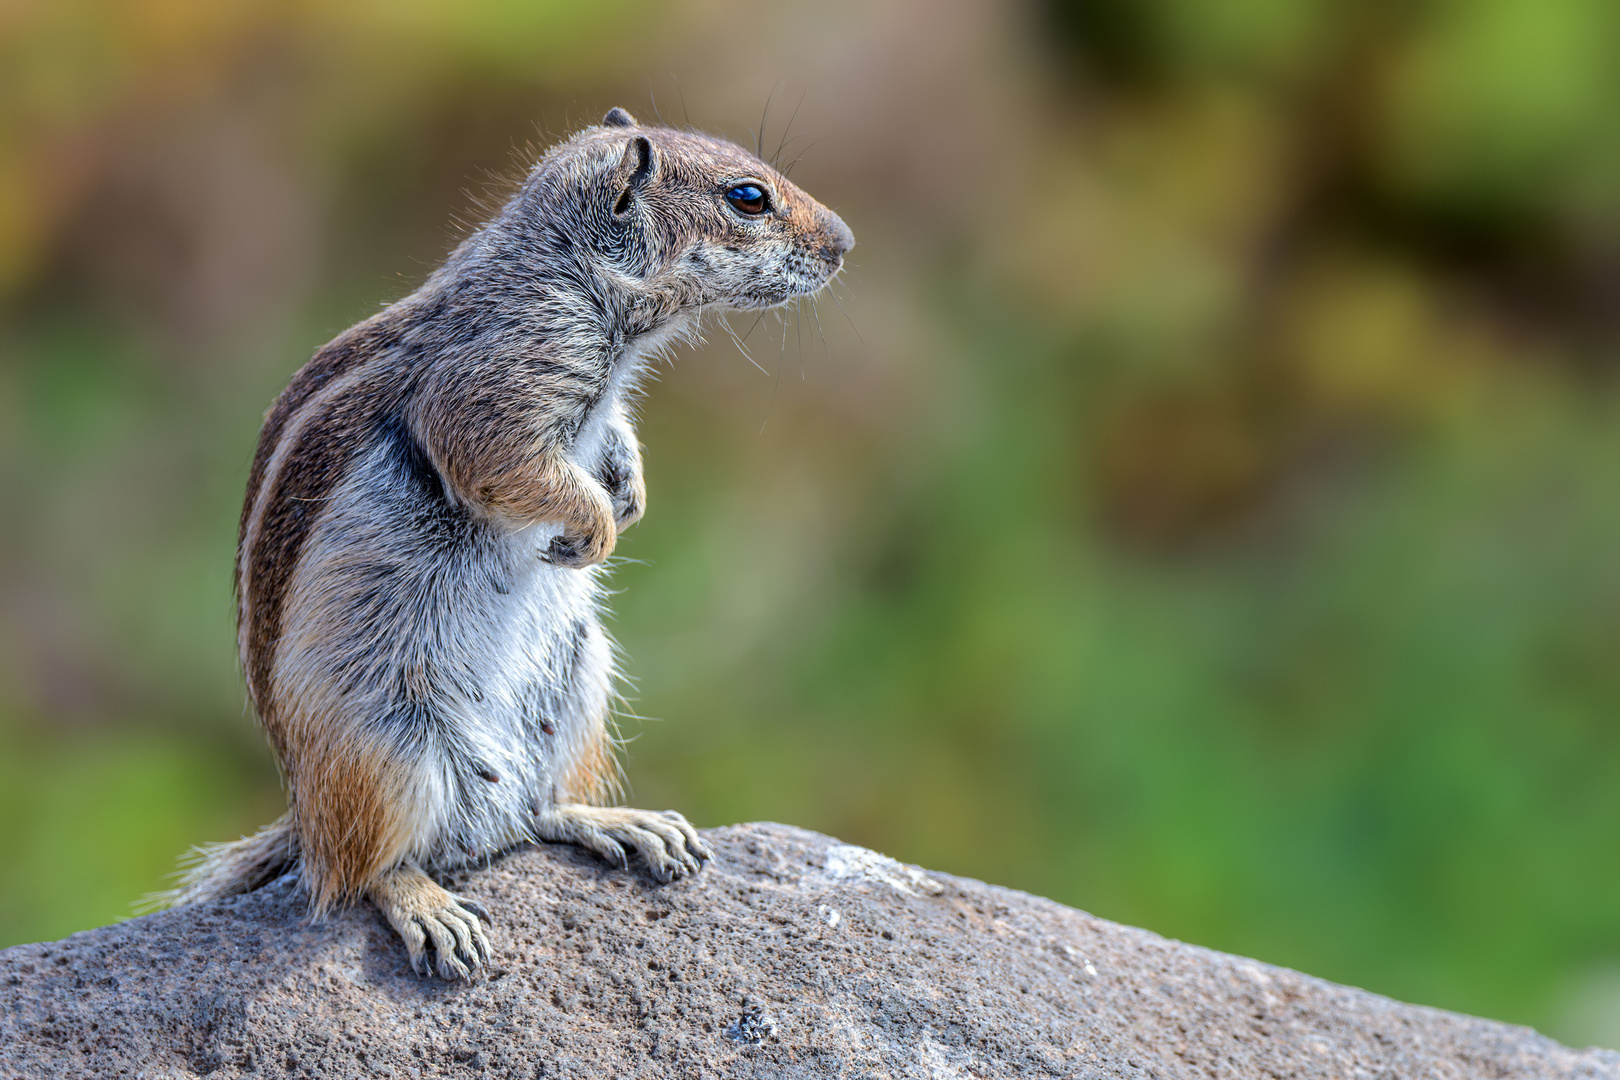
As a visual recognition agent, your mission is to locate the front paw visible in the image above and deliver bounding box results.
[595,455,645,532]
[543,524,615,568]
[607,470,645,531]
[596,429,645,532]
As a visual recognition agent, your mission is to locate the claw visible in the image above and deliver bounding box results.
[453,894,493,924]
[658,810,713,865]
[536,805,712,883]
[370,866,494,981]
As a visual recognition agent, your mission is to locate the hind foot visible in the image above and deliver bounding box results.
[537,805,713,882]
[369,864,492,979]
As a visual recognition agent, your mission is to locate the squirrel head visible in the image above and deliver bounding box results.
[510,108,854,316]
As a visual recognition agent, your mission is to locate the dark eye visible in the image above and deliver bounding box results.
[725,183,769,215]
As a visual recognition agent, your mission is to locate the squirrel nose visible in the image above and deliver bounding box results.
[820,211,855,261]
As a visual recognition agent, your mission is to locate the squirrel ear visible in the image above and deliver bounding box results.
[611,136,656,218]
[602,107,637,128]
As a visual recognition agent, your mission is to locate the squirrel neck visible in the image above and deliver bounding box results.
[411,210,683,377]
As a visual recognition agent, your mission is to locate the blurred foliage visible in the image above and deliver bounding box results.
[2,0,1620,1051]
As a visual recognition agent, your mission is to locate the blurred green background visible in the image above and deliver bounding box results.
[3,0,1620,1046]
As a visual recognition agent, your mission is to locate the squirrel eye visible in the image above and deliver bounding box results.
[725,183,769,215]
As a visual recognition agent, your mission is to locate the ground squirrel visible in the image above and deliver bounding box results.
[165,107,854,979]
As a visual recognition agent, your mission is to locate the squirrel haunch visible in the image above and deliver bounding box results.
[167,107,853,980]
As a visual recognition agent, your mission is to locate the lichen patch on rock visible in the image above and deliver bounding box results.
[821,842,946,897]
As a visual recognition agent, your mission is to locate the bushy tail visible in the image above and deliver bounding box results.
[148,814,300,910]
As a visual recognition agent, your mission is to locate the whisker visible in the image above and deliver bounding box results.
[756,81,780,160]
[773,91,807,168]
[719,314,770,376]
[773,132,804,166]
[828,279,865,344]
[673,75,693,129]
[810,295,832,359]
[741,308,768,343]
[794,298,804,375]
[781,135,833,178]
[646,79,665,125]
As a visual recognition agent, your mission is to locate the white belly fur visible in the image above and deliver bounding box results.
[272,431,618,872]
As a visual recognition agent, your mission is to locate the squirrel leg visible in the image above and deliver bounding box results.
[535,805,713,882]
[368,863,492,980]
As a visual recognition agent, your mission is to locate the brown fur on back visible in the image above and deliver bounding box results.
[237,316,407,720]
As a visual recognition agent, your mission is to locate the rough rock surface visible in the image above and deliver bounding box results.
[1,823,1615,1079]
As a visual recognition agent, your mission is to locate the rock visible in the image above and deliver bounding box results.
[0,822,1614,1078]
